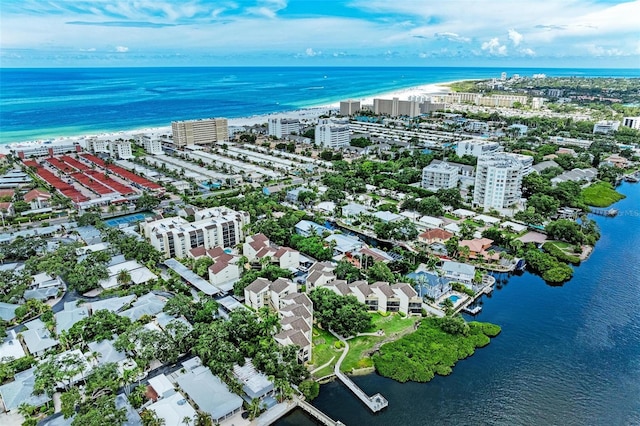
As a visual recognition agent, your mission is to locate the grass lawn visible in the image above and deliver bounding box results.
[340,313,419,373]
[444,213,458,220]
[581,181,626,207]
[310,327,341,377]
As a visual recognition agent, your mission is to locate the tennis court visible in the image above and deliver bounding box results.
[105,212,153,227]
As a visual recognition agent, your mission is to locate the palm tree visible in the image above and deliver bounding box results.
[117,269,131,287]
[246,398,264,420]
[195,412,213,426]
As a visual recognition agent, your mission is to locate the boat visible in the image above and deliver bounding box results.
[462,305,482,315]
[623,175,638,183]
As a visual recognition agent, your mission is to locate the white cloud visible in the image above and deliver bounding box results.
[481,38,507,55]
[115,46,129,53]
[305,47,320,57]
[435,32,470,43]
[508,29,523,46]
[79,47,96,52]
[520,48,536,56]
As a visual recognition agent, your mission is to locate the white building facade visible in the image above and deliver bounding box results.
[140,207,250,258]
[315,122,350,148]
[473,153,527,210]
[421,162,459,191]
[268,118,301,138]
[456,139,502,157]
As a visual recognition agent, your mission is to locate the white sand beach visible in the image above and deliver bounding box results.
[0,80,462,155]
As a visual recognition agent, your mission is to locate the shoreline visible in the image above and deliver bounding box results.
[0,79,461,154]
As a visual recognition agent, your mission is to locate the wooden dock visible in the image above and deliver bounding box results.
[590,208,618,217]
[331,331,389,413]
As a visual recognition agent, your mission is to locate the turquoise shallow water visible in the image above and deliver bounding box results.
[287,182,640,426]
[1,66,638,144]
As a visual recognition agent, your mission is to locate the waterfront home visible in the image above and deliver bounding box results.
[325,233,364,256]
[372,210,402,223]
[602,153,629,168]
[294,220,326,237]
[459,237,500,261]
[551,168,597,185]
[147,389,196,426]
[276,293,313,362]
[341,203,370,218]
[0,367,51,413]
[176,359,244,424]
[441,261,476,285]
[418,228,453,245]
[233,359,275,404]
[324,280,421,315]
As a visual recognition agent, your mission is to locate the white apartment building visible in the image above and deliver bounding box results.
[86,138,110,154]
[473,153,528,210]
[268,118,300,138]
[593,120,620,135]
[622,117,640,130]
[171,118,229,149]
[315,122,350,148]
[373,98,421,117]
[109,140,134,160]
[421,162,459,191]
[140,207,250,258]
[339,100,361,116]
[136,134,164,155]
[456,139,502,157]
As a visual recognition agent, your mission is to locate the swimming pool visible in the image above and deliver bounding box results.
[104,211,155,227]
[449,295,460,303]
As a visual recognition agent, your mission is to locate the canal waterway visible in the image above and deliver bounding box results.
[277,181,640,426]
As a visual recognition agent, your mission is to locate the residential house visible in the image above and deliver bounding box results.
[341,203,370,218]
[176,360,243,424]
[244,277,296,311]
[0,367,51,412]
[0,302,20,322]
[276,292,313,362]
[233,359,275,404]
[459,238,499,261]
[294,220,326,237]
[418,229,453,245]
[23,273,63,301]
[21,318,59,356]
[602,154,629,169]
[325,280,421,315]
[54,301,89,334]
[23,188,53,210]
[441,261,476,285]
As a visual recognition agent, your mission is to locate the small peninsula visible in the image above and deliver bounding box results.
[373,317,501,383]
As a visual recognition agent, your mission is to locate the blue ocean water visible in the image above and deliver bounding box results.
[1,67,639,144]
[289,182,640,426]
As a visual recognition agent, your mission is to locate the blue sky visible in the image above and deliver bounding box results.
[1,0,639,67]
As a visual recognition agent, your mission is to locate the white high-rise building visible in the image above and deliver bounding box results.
[268,118,300,138]
[139,135,164,155]
[109,140,134,160]
[315,121,350,148]
[456,139,502,158]
[473,153,528,210]
[593,120,620,134]
[140,207,250,258]
[171,118,229,149]
[421,162,459,191]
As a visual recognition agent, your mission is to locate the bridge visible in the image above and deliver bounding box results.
[331,330,389,413]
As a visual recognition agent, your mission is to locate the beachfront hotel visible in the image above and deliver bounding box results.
[373,98,421,117]
[140,207,249,258]
[339,100,361,116]
[315,119,350,148]
[473,153,529,211]
[171,118,229,149]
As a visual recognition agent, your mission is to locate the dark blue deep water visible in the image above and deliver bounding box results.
[280,182,640,426]
[1,67,638,144]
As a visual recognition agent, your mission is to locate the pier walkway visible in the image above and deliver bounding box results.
[331,331,388,413]
[257,395,344,426]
